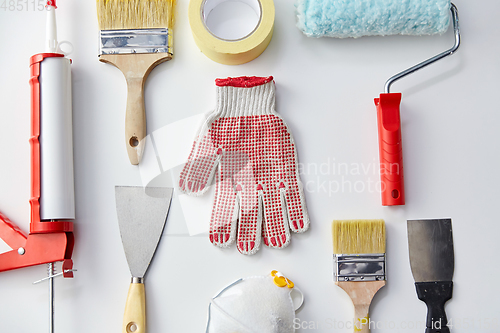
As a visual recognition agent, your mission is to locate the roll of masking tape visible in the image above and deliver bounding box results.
[189,0,275,65]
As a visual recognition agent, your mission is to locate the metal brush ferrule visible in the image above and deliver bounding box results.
[333,254,386,282]
[99,28,172,55]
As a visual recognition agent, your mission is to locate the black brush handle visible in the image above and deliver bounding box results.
[415,281,453,333]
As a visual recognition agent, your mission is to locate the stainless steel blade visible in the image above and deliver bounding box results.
[115,186,173,279]
[407,218,454,282]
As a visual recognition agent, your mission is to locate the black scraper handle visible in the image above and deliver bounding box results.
[415,281,453,333]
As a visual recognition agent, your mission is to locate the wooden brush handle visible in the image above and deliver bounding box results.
[123,282,146,333]
[99,53,172,165]
[124,76,147,165]
[337,281,386,333]
[415,281,453,333]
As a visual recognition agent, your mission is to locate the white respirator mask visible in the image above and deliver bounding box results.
[206,271,304,333]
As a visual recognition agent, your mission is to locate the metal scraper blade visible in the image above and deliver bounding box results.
[115,186,173,279]
[407,218,454,283]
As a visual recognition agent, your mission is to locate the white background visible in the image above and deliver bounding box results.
[1,0,499,332]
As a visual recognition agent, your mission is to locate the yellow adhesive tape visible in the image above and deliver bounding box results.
[188,0,275,65]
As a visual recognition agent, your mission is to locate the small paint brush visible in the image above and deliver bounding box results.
[332,219,386,333]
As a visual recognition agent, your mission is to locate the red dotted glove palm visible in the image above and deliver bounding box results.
[179,77,309,255]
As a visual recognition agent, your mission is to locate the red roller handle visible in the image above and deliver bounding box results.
[374,93,405,206]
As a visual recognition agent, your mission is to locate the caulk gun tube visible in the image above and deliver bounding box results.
[374,93,405,206]
[36,54,75,220]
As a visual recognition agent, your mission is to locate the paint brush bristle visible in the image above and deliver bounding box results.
[332,219,386,254]
[97,0,176,30]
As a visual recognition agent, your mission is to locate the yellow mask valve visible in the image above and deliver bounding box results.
[271,270,294,289]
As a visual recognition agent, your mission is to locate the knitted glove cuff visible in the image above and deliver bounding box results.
[214,76,276,117]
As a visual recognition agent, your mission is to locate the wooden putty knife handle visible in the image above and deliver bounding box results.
[123,281,146,333]
[415,281,453,333]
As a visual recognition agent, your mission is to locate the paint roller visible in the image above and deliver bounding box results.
[295,0,461,206]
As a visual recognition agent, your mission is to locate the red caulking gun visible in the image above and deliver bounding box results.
[0,1,76,331]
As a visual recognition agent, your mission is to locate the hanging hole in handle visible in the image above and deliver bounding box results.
[126,322,138,332]
[57,41,73,56]
[129,136,139,148]
[391,189,399,199]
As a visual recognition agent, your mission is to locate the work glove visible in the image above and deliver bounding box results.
[179,76,309,254]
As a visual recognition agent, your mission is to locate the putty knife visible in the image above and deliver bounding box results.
[115,186,173,333]
[407,218,454,333]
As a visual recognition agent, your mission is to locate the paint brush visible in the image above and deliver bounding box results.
[97,0,176,165]
[332,219,386,333]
